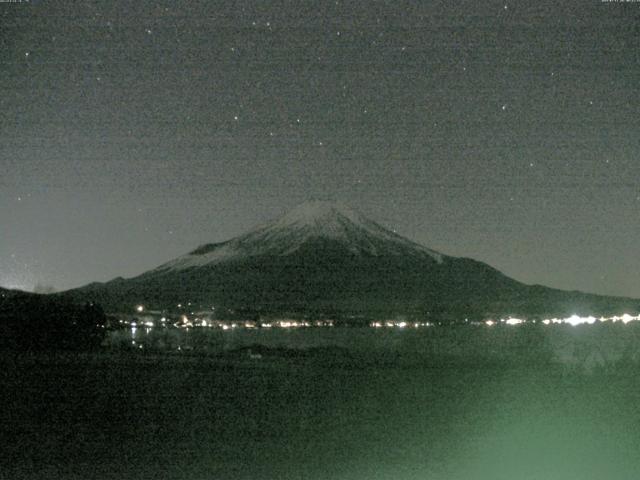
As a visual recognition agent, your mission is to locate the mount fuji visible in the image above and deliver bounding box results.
[62,201,639,320]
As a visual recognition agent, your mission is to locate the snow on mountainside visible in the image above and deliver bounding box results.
[153,201,444,272]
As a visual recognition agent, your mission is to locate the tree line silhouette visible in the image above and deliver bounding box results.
[0,289,106,351]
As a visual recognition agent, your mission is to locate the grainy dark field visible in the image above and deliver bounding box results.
[2,345,640,480]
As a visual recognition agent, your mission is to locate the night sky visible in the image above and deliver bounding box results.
[1,0,639,297]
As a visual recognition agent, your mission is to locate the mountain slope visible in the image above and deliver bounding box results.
[61,201,640,320]
[151,201,443,272]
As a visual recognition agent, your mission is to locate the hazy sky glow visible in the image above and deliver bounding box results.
[1,1,639,297]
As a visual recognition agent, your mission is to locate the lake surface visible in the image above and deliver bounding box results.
[113,322,640,370]
[3,325,640,479]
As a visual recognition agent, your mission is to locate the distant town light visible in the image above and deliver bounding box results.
[136,305,144,313]
[621,313,636,324]
[563,315,597,326]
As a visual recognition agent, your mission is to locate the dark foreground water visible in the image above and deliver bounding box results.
[2,327,640,479]
[1,356,640,479]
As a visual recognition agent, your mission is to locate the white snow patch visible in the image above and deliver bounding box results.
[154,201,444,271]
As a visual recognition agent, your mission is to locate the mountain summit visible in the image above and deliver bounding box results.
[63,202,639,319]
[155,201,443,272]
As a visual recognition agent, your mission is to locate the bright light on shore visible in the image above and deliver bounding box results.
[505,317,524,325]
[621,313,636,324]
[564,315,597,326]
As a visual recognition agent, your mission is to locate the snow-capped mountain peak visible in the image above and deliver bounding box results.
[153,201,444,272]
[272,200,364,229]
[265,201,384,241]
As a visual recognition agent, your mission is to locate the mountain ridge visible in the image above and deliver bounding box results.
[60,201,640,319]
